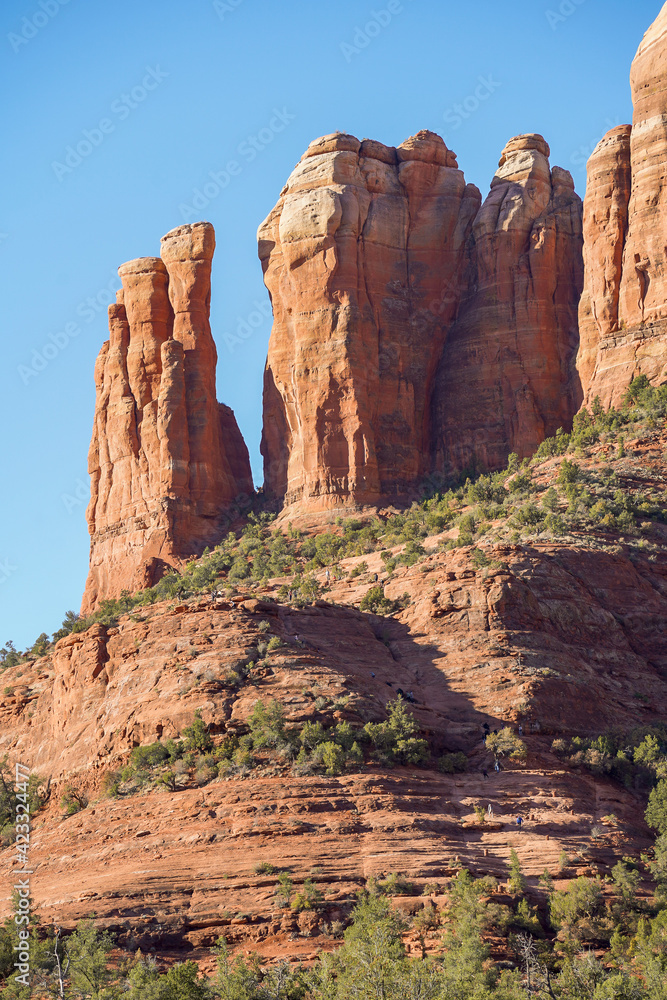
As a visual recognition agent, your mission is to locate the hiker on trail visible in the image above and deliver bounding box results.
[482,769,488,780]
[494,761,500,773]
[374,573,379,582]
[487,805,493,818]
[326,569,330,582]
[516,816,523,832]
[407,691,415,703]
[518,724,523,736]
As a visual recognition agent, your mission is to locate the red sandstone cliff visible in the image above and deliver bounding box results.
[578,4,667,405]
[259,131,584,511]
[433,135,584,474]
[258,131,481,510]
[83,222,253,614]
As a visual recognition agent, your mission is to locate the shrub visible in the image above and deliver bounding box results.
[249,699,287,749]
[508,850,526,893]
[360,586,385,613]
[485,727,527,763]
[254,862,278,875]
[558,459,580,485]
[549,876,604,929]
[183,711,214,753]
[646,779,667,835]
[437,752,468,774]
[61,784,88,816]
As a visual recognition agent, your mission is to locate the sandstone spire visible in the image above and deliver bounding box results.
[577,2,667,405]
[258,130,481,510]
[432,134,584,474]
[83,222,252,613]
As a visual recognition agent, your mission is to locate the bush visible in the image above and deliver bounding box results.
[61,784,88,816]
[646,779,667,835]
[485,727,527,762]
[249,699,287,749]
[183,711,214,753]
[549,876,604,929]
[363,698,429,765]
[437,752,468,774]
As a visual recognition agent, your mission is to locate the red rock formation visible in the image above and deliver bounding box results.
[432,135,584,473]
[577,126,633,398]
[258,131,481,509]
[578,4,667,406]
[83,222,253,613]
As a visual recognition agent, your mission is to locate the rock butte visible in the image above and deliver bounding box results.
[82,3,667,606]
[83,222,253,614]
[577,2,667,405]
[3,0,667,969]
[258,129,481,510]
[259,129,584,511]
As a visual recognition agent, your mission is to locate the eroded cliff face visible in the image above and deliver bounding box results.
[259,131,584,510]
[258,130,482,510]
[578,3,667,405]
[83,222,253,614]
[433,135,584,474]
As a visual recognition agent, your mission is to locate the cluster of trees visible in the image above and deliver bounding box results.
[2,858,667,999]
[552,727,667,792]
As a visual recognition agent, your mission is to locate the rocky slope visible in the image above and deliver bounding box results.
[83,223,253,614]
[3,421,667,957]
[577,4,667,405]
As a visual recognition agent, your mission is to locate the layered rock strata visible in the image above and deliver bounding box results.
[258,130,482,509]
[432,135,584,473]
[259,130,585,509]
[578,3,667,405]
[83,222,252,613]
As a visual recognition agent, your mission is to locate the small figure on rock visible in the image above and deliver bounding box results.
[516,815,523,832]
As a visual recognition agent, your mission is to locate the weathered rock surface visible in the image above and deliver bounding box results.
[577,125,633,399]
[258,130,481,510]
[433,135,584,473]
[83,223,253,613]
[578,4,667,405]
[2,520,665,956]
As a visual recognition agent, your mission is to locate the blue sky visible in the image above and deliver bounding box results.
[0,0,662,650]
